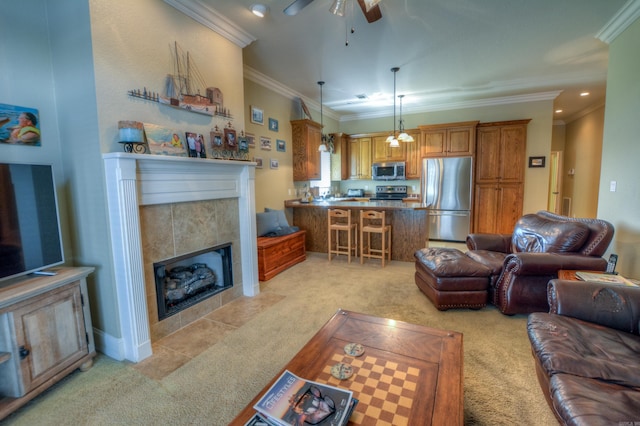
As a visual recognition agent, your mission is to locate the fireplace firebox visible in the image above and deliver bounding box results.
[154,243,233,320]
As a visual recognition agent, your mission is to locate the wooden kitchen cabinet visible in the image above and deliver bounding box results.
[402,129,423,179]
[418,121,479,158]
[291,119,323,181]
[473,120,530,234]
[348,136,372,180]
[330,132,349,181]
[0,267,95,420]
[371,133,406,162]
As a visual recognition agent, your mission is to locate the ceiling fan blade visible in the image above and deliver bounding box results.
[357,0,382,23]
[284,0,315,16]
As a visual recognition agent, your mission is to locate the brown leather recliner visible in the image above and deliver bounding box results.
[465,211,614,315]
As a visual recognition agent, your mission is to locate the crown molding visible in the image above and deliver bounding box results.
[564,100,606,124]
[163,0,256,47]
[596,0,640,44]
[244,65,341,121]
[339,91,561,122]
[245,65,561,123]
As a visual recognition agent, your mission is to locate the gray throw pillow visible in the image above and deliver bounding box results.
[256,211,282,237]
[264,208,290,228]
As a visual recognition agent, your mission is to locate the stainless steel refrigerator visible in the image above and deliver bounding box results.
[420,156,473,242]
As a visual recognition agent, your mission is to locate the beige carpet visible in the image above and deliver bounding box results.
[4,253,557,425]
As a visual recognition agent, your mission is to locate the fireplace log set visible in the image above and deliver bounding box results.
[162,263,219,302]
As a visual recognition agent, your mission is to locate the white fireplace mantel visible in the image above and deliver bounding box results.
[103,153,258,362]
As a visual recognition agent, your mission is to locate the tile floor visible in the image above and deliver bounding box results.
[131,292,285,380]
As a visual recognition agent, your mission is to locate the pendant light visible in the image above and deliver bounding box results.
[385,67,400,148]
[397,95,414,142]
[317,81,333,152]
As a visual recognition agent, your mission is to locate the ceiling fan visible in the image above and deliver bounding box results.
[284,0,382,23]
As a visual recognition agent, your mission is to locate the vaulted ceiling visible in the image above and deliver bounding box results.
[180,0,628,122]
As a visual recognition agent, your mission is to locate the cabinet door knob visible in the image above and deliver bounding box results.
[19,346,30,359]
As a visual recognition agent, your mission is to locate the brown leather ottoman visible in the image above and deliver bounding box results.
[414,247,491,310]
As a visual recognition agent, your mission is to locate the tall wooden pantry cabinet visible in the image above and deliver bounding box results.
[473,120,530,234]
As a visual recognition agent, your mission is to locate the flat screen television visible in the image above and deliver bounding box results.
[0,163,64,282]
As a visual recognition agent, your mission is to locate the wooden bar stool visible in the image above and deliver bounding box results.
[360,210,392,267]
[328,209,358,263]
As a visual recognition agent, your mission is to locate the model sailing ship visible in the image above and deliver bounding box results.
[128,42,231,118]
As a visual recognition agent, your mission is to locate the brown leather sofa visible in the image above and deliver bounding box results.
[528,279,640,424]
[466,211,614,315]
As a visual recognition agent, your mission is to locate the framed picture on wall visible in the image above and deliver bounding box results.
[270,158,279,169]
[276,139,286,152]
[269,118,279,132]
[529,156,546,168]
[245,132,256,147]
[0,103,41,146]
[250,105,264,125]
[260,136,272,150]
[254,157,263,168]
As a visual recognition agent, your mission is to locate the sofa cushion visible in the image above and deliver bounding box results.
[549,373,640,423]
[512,214,590,253]
[465,250,507,275]
[528,312,640,388]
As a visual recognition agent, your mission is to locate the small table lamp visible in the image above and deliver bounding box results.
[118,121,146,153]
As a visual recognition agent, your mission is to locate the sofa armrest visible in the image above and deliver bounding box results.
[547,279,640,334]
[503,252,607,275]
[466,233,512,252]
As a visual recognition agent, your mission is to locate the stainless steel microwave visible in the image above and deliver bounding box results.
[372,161,406,181]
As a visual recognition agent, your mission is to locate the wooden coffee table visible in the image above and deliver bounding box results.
[229,309,463,425]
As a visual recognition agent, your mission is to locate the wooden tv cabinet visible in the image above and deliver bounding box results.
[257,230,306,281]
[0,267,95,420]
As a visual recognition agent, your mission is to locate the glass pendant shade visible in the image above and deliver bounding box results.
[363,0,382,12]
[330,0,347,16]
[397,94,414,142]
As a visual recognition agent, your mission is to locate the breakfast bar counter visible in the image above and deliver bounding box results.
[284,199,429,262]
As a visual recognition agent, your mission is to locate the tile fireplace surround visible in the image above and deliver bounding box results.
[103,153,258,363]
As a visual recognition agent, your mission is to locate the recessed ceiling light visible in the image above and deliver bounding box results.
[555,109,563,113]
[251,4,268,18]
[580,92,590,97]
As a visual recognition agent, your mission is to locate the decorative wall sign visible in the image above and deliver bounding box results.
[0,103,41,146]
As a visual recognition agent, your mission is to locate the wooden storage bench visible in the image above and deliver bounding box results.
[257,230,306,281]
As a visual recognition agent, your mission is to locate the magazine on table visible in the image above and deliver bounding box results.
[252,370,353,426]
[575,271,637,286]
[244,399,358,426]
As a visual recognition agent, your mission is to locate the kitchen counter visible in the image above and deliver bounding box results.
[284,199,430,262]
[285,199,428,210]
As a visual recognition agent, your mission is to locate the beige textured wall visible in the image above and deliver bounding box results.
[599,18,640,279]
[562,106,604,218]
